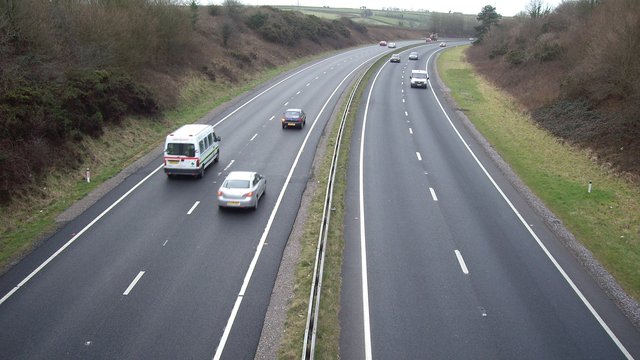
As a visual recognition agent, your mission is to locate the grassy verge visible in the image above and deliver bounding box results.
[0,54,331,272]
[438,46,640,301]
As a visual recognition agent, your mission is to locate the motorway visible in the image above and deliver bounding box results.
[0,42,409,359]
[340,43,640,359]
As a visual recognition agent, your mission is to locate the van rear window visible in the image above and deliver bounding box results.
[167,143,195,157]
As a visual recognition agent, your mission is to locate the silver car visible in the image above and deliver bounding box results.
[217,171,266,210]
[409,52,419,60]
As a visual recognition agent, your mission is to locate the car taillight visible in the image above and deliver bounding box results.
[243,191,254,198]
[217,191,223,196]
[196,159,200,167]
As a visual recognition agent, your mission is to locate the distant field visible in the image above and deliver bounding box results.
[275,5,430,28]
[275,5,478,34]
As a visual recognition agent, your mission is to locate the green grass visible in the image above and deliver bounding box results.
[0,54,332,272]
[438,46,640,301]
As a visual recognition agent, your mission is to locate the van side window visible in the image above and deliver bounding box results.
[205,136,210,149]
[199,140,205,153]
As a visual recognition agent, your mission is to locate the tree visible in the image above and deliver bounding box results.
[474,5,501,42]
[526,0,551,18]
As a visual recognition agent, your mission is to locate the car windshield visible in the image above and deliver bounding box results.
[411,53,417,56]
[226,180,250,188]
[285,111,300,118]
[413,73,428,79]
[166,143,195,157]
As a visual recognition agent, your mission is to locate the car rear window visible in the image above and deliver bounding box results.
[226,180,250,188]
[166,143,195,157]
[285,111,300,118]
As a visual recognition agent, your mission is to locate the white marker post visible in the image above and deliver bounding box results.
[86,168,91,183]
[588,181,592,194]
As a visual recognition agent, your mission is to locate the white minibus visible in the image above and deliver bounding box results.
[163,124,220,178]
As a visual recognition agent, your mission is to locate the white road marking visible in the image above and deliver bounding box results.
[401,89,404,93]
[223,160,235,171]
[284,101,289,106]
[162,240,168,247]
[455,250,469,274]
[250,133,258,141]
[402,99,405,103]
[296,91,301,95]
[409,128,413,134]
[187,201,200,215]
[315,76,319,79]
[306,83,311,87]
[405,111,409,116]
[424,50,633,359]
[123,271,145,295]
[429,187,438,201]
[416,152,422,161]
[269,115,274,121]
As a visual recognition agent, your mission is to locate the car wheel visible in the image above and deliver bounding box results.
[197,167,204,179]
[253,199,258,211]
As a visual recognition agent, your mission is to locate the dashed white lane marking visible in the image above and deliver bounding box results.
[405,111,409,116]
[315,76,319,79]
[123,271,145,295]
[269,115,274,121]
[162,240,168,247]
[409,128,413,134]
[455,250,469,274]
[223,160,235,171]
[284,101,289,106]
[296,91,301,95]
[416,152,422,161]
[250,133,258,141]
[402,99,405,103]
[429,187,438,201]
[401,89,404,93]
[187,201,200,215]
[306,83,311,87]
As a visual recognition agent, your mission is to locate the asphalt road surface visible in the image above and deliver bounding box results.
[0,42,415,359]
[340,42,640,359]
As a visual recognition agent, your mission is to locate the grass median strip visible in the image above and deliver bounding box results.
[438,45,640,301]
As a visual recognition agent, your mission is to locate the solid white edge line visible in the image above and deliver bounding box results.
[425,50,633,359]
[359,62,389,360]
[212,49,384,360]
[0,164,163,306]
[123,271,145,296]
[454,250,469,274]
[187,201,200,215]
[429,187,438,202]
[416,152,422,161]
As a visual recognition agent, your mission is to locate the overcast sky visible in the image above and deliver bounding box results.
[201,0,565,17]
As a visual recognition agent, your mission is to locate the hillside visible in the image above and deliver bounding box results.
[0,1,422,206]
[466,0,639,180]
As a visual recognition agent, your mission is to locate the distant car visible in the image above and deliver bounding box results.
[425,38,432,42]
[281,108,306,129]
[390,54,401,63]
[439,42,447,47]
[217,171,266,210]
[379,41,387,46]
[387,42,396,48]
[409,52,419,60]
